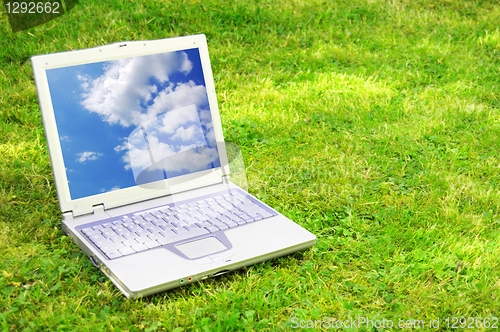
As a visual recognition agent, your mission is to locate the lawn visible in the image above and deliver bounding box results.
[1,0,499,330]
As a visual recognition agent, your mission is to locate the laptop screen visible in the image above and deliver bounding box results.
[45,48,220,200]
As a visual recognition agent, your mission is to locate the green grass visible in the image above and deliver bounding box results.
[1,0,500,330]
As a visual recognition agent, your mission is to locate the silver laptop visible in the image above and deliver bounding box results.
[31,34,316,298]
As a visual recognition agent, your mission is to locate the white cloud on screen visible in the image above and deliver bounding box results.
[78,52,196,128]
[100,186,121,193]
[172,125,201,141]
[144,81,209,127]
[76,151,103,163]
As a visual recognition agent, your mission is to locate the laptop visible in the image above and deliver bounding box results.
[31,34,316,298]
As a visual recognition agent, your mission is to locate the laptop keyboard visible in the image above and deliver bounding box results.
[77,190,277,259]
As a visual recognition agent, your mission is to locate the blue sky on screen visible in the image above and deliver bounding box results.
[46,48,220,200]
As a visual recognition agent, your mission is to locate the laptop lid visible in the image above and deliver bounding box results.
[32,35,230,217]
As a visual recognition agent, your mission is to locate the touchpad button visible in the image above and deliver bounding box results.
[175,237,228,259]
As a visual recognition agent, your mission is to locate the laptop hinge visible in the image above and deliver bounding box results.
[93,204,105,214]
[62,211,74,221]
[222,174,230,184]
[63,204,106,220]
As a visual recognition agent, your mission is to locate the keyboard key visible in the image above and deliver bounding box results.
[131,243,149,252]
[176,213,190,221]
[239,214,254,222]
[93,239,109,248]
[100,241,125,252]
[108,235,122,243]
[248,205,275,218]
[82,228,100,236]
[171,227,188,235]
[205,225,219,233]
[159,229,175,237]
[217,215,232,224]
[114,228,130,236]
[118,247,136,255]
[122,220,135,227]
[126,225,141,232]
[195,214,210,222]
[88,234,106,243]
[139,221,155,229]
[228,213,243,222]
[151,219,167,227]
[224,221,238,228]
[215,222,229,230]
[104,250,123,259]
[142,214,156,222]
[234,219,247,226]
[122,233,136,240]
[158,224,169,231]
[122,239,139,247]
[143,239,161,249]
[102,232,116,240]
[147,233,162,242]
[81,227,93,233]
[249,213,263,221]
[183,224,200,232]
[258,211,274,219]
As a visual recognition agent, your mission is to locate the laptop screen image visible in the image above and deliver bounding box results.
[45,48,221,200]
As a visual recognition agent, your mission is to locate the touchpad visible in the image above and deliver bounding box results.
[175,237,228,259]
